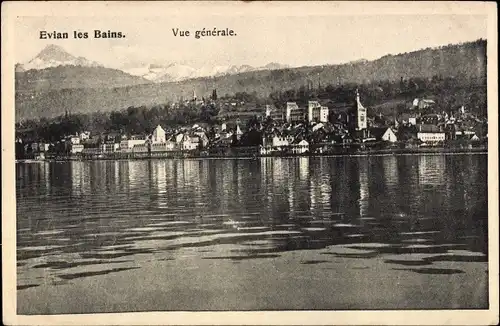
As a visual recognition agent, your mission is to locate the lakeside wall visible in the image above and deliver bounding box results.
[18,143,488,162]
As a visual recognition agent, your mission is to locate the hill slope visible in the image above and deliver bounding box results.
[15,66,151,92]
[15,40,486,120]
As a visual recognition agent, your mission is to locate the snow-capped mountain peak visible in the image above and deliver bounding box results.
[122,62,291,83]
[22,44,102,70]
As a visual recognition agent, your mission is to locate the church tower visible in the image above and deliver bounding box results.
[355,89,367,131]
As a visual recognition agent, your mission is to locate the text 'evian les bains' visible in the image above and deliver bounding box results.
[39,30,125,39]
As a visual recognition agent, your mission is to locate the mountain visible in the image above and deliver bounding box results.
[23,44,102,70]
[122,62,291,82]
[15,45,151,91]
[15,39,486,120]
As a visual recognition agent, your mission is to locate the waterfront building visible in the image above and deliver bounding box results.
[81,147,102,155]
[151,141,176,152]
[369,127,398,143]
[181,135,199,150]
[100,142,119,153]
[193,131,209,147]
[120,138,147,152]
[291,139,309,154]
[271,135,293,148]
[417,124,445,144]
[152,125,166,143]
[70,144,84,154]
[132,144,148,153]
[175,133,185,144]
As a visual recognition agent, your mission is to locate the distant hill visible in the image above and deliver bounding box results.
[15,39,486,120]
[15,66,151,92]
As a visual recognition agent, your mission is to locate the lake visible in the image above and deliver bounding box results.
[16,154,489,313]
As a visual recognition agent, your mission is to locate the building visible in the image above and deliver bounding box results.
[354,89,367,131]
[417,124,445,144]
[413,98,436,110]
[81,148,101,155]
[235,124,243,140]
[193,131,209,147]
[368,127,398,143]
[152,125,166,143]
[291,139,309,154]
[181,135,199,150]
[70,144,84,154]
[100,142,119,153]
[285,102,305,123]
[307,101,329,123]
[265,104,284,122]
[271,135,293,148]
[399,113,418,126]
[132,144,149,153]
[79,131,91,141]
[120,138,147,152]
[150,141,176,152]
[69,135,80,145]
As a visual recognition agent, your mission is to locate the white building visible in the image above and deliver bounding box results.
[152,125,166,143]
[132,144,149,153]
[369,127,398,143]
[285,102,304,123]
[355,89,367,131]
[182,136,199,150]
[120,139,146,152]
[79,131,91,141]
[292,140,309,154]
[100,142,119,153]
[236,124,243,140]
[417,132,446,143]
[151,141,176,152]
[271,135,293,148]
[70,144,84,154]
[307,101,329,123]
[69,136,81,145]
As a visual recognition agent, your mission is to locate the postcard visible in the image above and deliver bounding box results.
[2,1,498,325]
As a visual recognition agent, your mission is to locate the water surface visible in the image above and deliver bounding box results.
[16,154,489,312]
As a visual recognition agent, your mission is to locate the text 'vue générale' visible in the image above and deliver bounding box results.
[172,28,237,39]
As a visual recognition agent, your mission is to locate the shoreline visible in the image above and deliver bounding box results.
[16,146,488,163]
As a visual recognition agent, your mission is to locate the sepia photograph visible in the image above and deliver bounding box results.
[2,1,498,325]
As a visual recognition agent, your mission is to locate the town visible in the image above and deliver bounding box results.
[15,83,488,161]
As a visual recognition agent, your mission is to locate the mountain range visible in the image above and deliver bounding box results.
[17,44,290,84]
[15,40,487,120]
[123,62,290,82]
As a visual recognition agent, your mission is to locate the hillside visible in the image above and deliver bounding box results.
[15,66,151,92]
[15,40,486,120]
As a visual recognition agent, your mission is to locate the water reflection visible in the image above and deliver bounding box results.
[16,155,488,289]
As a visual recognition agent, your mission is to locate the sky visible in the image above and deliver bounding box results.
[14,10,488,69]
